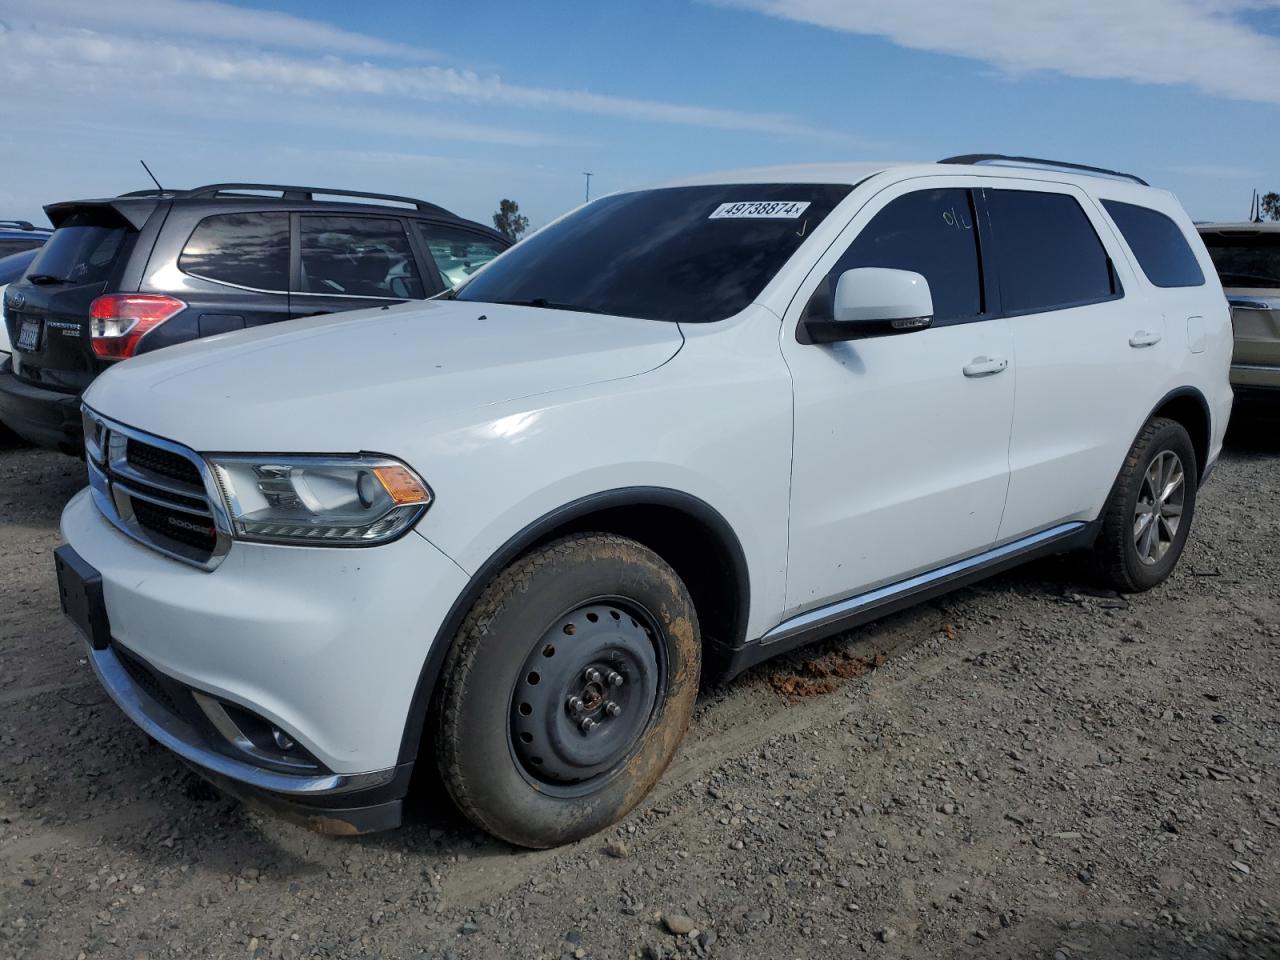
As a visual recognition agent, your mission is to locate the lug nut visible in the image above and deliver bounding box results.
[580,717,599,733]
[584,668,602,684]
[606,670,624,687]
[605,701,621,717]
[566,695,584,714]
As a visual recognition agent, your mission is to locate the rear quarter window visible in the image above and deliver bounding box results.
[179,212,290,291]
[1101,200,1204,288]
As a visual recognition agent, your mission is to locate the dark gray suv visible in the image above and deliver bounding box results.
[0,183,509,453]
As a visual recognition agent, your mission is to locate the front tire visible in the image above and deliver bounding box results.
[435,533,700,848]
[1092,416,1197,592]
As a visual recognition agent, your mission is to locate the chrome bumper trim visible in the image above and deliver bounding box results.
[82,406,234,571]
[88,643,394,796]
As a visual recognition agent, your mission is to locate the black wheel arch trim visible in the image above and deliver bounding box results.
[1142,385,1214,484]
[396,486,750,765]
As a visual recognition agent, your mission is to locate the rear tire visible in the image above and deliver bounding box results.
[434,533,700,848]
[1091,417,1197,592]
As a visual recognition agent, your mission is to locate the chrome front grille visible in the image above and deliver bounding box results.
[82,407,232,570]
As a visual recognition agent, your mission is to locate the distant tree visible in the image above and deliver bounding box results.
[1262,191,1280,222]
[493,199,529,241]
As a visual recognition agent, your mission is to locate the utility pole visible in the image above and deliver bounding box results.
[583,172,593,203]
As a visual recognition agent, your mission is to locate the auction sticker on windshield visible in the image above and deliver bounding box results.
[709,201,811,219]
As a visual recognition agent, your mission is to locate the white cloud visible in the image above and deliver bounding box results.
[0,3,863,143]
[0,0,438,59]
[715,0,1280,105]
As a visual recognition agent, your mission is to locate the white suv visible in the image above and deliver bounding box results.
[56,155,1232,848]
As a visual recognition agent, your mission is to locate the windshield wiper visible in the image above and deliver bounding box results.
[26,273,68,285]
[490,297,594,313]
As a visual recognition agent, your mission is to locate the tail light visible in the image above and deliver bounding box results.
[89,294,186,360]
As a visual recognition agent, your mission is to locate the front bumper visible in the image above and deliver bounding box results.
[84,639,411,832]
[60,488,470,828]
[0,356,83,453]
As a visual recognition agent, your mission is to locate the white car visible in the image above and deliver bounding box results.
[56,155,1232,847]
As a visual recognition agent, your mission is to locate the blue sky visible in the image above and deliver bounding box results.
[0,0,1278,228]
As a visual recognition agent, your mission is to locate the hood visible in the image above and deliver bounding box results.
[84,299,684,452]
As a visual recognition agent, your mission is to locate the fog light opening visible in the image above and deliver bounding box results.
[271,727,296,752]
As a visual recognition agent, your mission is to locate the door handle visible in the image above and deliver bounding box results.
[962,356,1008,378]
[1129,330,1162,348]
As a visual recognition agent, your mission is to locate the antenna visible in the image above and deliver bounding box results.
[583,171,593,203]
[140,159,164,193]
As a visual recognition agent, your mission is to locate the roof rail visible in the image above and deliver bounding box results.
[938,154,1149,187]
[0,219,46,231]
[176,183,453,216]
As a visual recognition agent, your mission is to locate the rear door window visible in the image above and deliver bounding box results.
[1101,200,1204,288]
[807,188,984,325]
[298,216,424,299]
[179,212,290,291]
[414,222,506,287]
[985,190,1119,314]
[28,212,131,286]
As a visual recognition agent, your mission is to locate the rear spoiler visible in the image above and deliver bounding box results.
[43,198,161,231]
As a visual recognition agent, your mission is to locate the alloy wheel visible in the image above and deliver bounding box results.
[1133,449,1185,566]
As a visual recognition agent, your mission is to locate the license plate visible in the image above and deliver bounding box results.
[16,318,41,353]
[54,545,111,650]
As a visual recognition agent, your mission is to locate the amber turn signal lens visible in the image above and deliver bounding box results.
[373,465,432,505]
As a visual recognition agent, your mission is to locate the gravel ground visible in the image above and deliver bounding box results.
[1,408,1278,960]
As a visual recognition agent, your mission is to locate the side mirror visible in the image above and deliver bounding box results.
[803,267,934,344]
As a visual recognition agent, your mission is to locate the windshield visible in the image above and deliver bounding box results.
[0,248,37,285]
[456,183,853,323]
[28,211,131,285]
[1202,232,1280,289]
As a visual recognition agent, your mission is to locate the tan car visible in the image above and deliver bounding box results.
[1198,223,1280,394]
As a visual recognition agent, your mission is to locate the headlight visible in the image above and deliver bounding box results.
[206,455,431,546]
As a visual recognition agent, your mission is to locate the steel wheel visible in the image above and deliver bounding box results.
[1133,449,1185,566]
[509,600,664,795]
[435,533,700,848]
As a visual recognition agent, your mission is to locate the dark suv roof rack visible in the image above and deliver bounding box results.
[939,154,1149,187]
[0,219,49,232]
[142,182,455,216]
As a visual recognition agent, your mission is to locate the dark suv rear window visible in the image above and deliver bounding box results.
[1200,231,1280,289]
[1102,200,1204,288]
[28,212,130,286]
[179,212,290,291]
[457,183,853,323]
